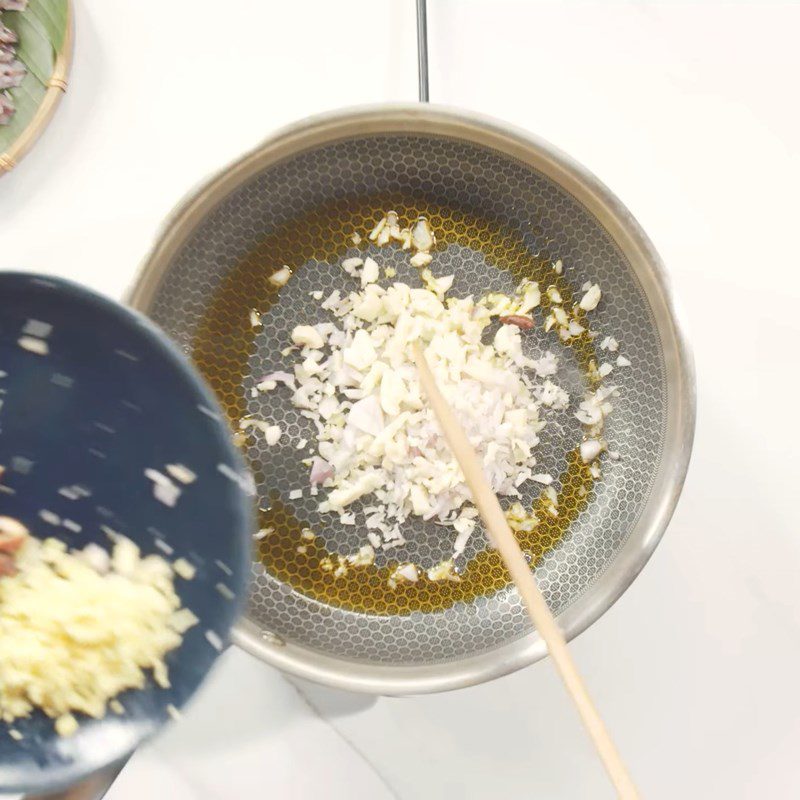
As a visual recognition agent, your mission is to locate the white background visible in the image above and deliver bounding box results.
[2,1,800,797]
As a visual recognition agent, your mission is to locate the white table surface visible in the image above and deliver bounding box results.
[2,1,800,797]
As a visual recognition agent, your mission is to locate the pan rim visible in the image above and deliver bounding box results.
[130,102,696,695]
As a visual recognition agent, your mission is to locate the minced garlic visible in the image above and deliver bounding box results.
[0,534,197,735]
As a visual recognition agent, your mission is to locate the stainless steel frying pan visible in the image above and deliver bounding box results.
[129,1,695,697]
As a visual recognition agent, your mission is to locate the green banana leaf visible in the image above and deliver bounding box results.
[0,0,68,152]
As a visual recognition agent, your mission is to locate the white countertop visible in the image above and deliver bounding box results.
[3,1,800,797]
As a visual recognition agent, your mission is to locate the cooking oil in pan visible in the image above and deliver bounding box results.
[255,450,592,615]
[192,195,597,615]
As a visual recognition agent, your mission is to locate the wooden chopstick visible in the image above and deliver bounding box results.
[412,343,639,799]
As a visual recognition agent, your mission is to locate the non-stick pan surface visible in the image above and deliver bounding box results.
[131,104,695,695]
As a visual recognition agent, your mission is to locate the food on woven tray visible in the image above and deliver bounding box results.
[243,212,631,584]
[0,514,198,738]
[0,0,27,126]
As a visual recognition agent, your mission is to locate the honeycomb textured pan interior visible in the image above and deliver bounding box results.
[146,134,665,666]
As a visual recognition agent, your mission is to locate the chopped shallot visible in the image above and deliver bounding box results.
[247,213,624,570]
[268,267,292,287]
[310,456,334,486]
[580,439,605,464]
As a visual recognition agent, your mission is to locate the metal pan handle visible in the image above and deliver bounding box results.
[417,0,429,102]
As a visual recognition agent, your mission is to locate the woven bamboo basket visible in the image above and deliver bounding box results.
[0,0,72,174]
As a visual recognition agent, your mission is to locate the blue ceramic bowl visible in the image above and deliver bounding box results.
[0,273,253,794]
